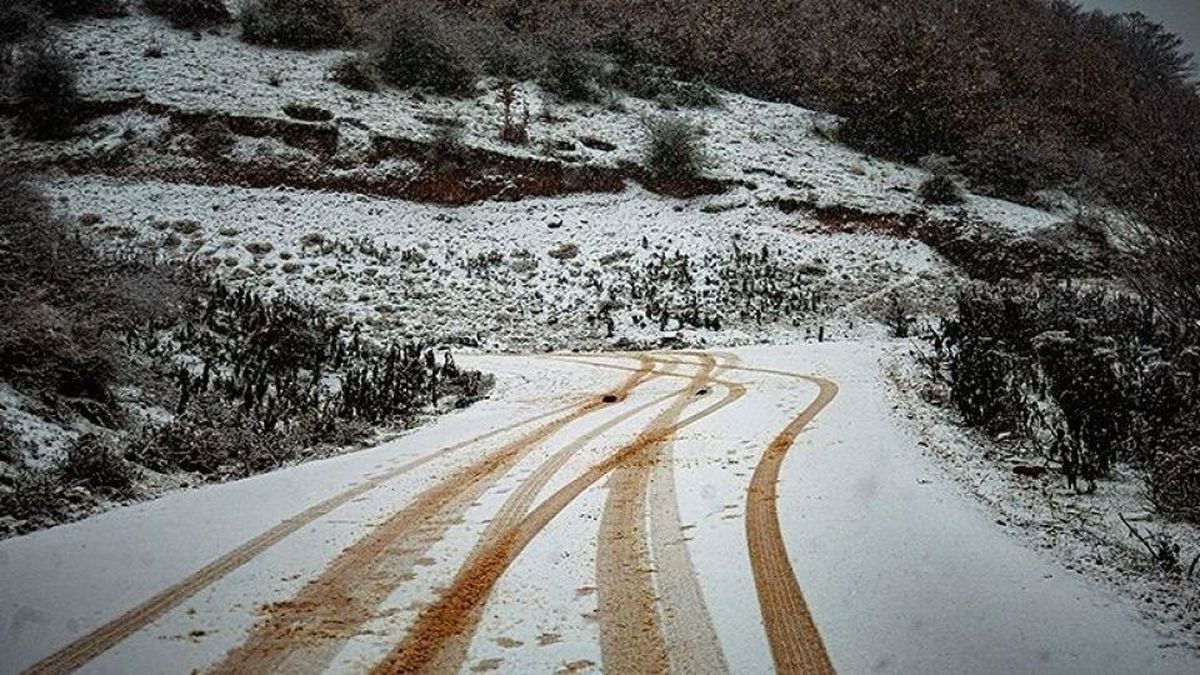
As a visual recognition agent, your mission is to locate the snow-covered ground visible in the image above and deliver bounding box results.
[35,9,1063,232]
[1,345,1196,674]
[43,176,956,350]
[5,7,1191,673]
[882,345,1200,655]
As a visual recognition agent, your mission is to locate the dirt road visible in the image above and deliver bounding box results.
[3,346,1197,674]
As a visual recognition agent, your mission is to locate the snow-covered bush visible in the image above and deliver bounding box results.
[425,124,467,165]
[329,53,378,92]
[469,16,543,81]
[374,4,477,97]
[615,63,717,108]
[9,42,79,139]
[143,0,230,29]
[917,174,963,205]
[0,469,63,530]
[958,127,1071,201]
[642,115,706,180]
[133,395,291,477]
[938,282,1200,505]
[240,0,351,49]
[1148,432,1200,523]
[60,433,139,498]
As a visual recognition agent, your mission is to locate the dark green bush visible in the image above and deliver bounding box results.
[10,42,80,139]
[143,0,231,29]
[240,0,350,49]
[374,4,477,97]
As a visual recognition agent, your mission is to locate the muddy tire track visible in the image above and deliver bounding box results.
[371,357,745,674]
[371,358,691,674]
[746,374,839,674]
[570,354,841,673]
[21,396,592,675]
[645,356,740,675]
[596,353,732,675]
[210,358,656,674]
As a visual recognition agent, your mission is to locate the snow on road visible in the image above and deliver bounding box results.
[1,345,1195,674]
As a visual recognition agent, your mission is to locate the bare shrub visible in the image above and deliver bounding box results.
[329,53,378,92]
[9,42,79,139]
[642,115,706,180]
[373,4,477,97]
[918,174,963,205]
[60,433,139,498]
[497,83,530,144]
[883,294,914,338]
[143,0,230,29]
[240,0,351,49]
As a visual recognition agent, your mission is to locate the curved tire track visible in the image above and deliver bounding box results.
[210,357,656,674]
[370,358,692,674]
[569,353,841,674]
[22,394,594,675]
[746,373,839,675]
[596,353,734,675]
[370,356,745,674]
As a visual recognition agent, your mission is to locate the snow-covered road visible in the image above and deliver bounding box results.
[1,345,1195,674]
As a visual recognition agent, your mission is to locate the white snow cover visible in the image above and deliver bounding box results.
[1,345,1196,674]
[44,10,1064,233]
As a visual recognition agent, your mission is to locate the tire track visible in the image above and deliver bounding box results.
[596,353,732,675]
[211,357,657,674]
[645,355,739,675]
[746,374,838,675]
[569,353,841,673]
[366,357,693,674]
[370,355,745,674]
[22,393,592,675]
